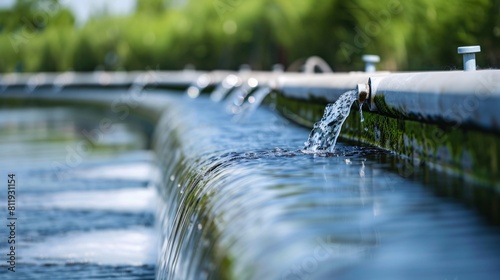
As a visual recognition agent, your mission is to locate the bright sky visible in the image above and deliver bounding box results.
[0,0,136,26]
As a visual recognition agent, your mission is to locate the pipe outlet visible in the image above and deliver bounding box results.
[356,83,369,104]
[357,82,378,111]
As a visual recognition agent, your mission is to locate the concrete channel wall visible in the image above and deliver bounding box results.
[1,69,499,189]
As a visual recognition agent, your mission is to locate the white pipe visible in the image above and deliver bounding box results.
[276,72,389,102]
[366,70,500,131]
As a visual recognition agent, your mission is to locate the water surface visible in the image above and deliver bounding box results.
[154,94,500,280]
[1,91,499,280]
[0,106,158,279]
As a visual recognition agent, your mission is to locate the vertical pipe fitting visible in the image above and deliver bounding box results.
[362,55,380,73]
[457,46,481,71]
[272,64,284,73]
[239,64,252,72]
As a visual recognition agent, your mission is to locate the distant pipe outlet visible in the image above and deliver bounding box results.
[458,45,481,71]
[362,55,380,73]
[356,83,369,104]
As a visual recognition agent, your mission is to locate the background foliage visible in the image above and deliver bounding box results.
[0,0,498,72]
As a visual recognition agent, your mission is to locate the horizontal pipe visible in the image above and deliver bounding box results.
[367,70,500,132]
[2,71,385,94]
[275,72,389,102]
[0,70,282,92]
[0,71,207,89]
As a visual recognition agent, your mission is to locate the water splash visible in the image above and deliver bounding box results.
[303,90,358,153]
[359,101,365,123]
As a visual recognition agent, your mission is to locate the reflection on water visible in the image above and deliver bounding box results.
[0,107,157,279]
[155,94,500,280]
[24,228,157,266]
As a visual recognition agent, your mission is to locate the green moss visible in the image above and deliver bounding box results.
[373,94,408,118]
[346,110,500,188]
[274,93,325,128]
[306,93,329,104]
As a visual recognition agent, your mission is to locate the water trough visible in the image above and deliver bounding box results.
[1,55,500,279]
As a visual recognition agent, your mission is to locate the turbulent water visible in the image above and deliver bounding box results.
[303,90,359,153]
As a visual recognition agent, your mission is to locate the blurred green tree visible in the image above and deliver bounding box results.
[0,0,498,72]
[0,0,74,33]
[135,0,168,16]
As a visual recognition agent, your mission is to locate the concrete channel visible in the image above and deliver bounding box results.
[2,67,500,189]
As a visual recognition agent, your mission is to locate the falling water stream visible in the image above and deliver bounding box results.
[303,90,359,153]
